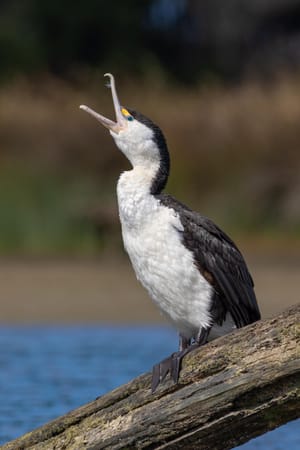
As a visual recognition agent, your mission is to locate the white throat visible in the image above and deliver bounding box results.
[111,121,160,169]
[117,163,160,229]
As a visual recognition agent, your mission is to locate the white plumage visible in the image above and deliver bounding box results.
[80,73,260,391]
[117,165,213,339]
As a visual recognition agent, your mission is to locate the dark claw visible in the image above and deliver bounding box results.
[151,355,173,393]
[151,350,189,392]
[152,342,206,392]
[171,353,181,383]
[151,328,211,392]
[151,363,161,393]
[170,346,196,384]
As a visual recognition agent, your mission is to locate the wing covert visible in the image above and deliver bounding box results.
[157,194,261,327]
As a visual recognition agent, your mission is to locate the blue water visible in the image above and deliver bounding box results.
[0,326,299,448]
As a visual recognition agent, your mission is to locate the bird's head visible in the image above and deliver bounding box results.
[80,74,169,177]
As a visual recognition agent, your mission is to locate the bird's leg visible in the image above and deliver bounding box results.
[151,354,174,393]
[195,327,210,346]
[151,334,191,393]
[151,328,210,392]
[170,327,211,384]
[179,334,191,351]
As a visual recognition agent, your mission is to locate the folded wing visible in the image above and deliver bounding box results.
[157,194,261,328]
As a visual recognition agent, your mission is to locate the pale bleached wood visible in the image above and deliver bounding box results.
[3,304,300,450]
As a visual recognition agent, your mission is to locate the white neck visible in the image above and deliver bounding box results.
[111,119,170,195]
[119,163,160,192]
[117,163,160,229]
[111,125,160,169]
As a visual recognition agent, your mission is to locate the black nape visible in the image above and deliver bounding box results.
[127,108,170,195]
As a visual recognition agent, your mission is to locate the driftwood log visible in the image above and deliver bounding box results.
[3,304,300,450]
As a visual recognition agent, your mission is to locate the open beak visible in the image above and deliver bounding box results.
[80,73,127,133]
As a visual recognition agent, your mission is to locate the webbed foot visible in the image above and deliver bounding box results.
[151,344,199,392]
[151,354,173,393]
[151,328,210,392]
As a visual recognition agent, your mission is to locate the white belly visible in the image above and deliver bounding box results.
[118,188,213,339]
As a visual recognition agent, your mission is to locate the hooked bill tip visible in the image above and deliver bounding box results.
[79,104,88,111]
[104,73,114,86]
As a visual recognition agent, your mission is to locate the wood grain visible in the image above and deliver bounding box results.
[3,304,299,450]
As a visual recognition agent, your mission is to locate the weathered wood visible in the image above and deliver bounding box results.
[3,304,300,450]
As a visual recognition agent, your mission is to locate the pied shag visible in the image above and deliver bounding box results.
[80,74,261,392]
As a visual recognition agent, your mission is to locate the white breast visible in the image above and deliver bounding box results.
[117,168,213,339]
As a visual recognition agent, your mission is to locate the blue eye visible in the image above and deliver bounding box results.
[127,116,134,121]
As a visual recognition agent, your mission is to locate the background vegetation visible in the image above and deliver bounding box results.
[0,0,300,254]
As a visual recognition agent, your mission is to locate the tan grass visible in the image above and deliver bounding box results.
[0,73,299,232]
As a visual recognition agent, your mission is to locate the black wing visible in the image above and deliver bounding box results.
[157,194,261,328]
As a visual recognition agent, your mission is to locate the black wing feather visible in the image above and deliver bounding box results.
[157,194,261,327]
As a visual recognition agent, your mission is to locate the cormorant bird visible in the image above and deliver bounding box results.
[80,74,261,392]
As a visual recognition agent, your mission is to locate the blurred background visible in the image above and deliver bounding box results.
[0,0,299,446]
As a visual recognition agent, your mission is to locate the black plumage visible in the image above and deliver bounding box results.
[80,74,261,391]
[128,108,260,334]
[156,193,261,331]
[127,109,170,195]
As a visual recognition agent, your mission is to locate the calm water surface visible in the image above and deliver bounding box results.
[0,326,299,448]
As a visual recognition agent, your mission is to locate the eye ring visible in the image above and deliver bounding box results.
[121,107,134,121]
